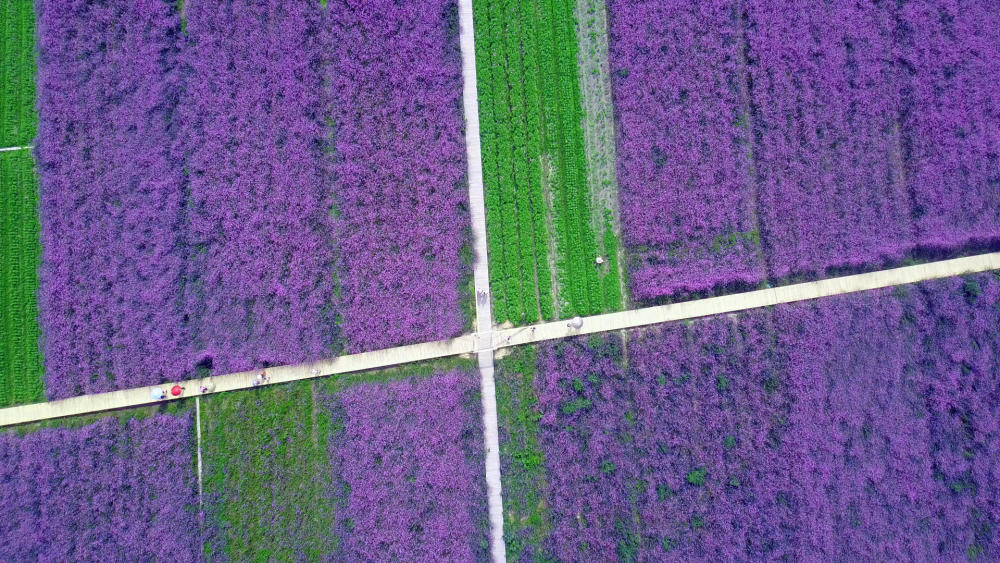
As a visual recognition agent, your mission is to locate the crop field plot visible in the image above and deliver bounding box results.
[474,0,624,326]
[201,380,335,561]
[30,0,472,398]
[0,413,200,560]
[0,151,43,407]
[611,0,1000,302]
[0,0,36,147]
[497,271,1000,560]
[201,365,489,561]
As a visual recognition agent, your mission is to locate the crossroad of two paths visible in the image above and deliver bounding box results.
[3,252,998,431]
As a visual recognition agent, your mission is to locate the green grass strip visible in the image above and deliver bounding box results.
[473,0,510,323]
[496,346,553,561]
[201,380,336,561]
[602,211,624,310]
[494,0,527,325]
[0,150,44,407]
[0,0,37,147]
[503,0,541,324]
[519,0,556,321]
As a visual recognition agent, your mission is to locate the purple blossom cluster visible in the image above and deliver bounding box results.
[329,371,488,561]
[35,0,471,393]
[900,2,1000,247]
[36,0,188,398]
[180,1,337,374]
[327,0,470,352]
[750,1,912,277]
[0,414,198,560]
[528,272,1000,559]
[610,0,1000,300]
[608,0,764,299]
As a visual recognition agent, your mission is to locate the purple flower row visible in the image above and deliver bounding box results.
[326,0,470,352]
[329,370,488,560]
[36,0,189,397]
[0,414,199,560]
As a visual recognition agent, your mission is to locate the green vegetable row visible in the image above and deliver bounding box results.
[474,0,621,324]
[0,0,37,147]
[0,151,45,407]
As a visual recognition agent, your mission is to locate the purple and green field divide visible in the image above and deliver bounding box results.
[498,271,1000,561]
[200,366,488,560]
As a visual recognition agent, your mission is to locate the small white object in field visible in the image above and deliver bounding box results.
[311,368,319,376]
[568,316,583,329]
[150,387,166,400]
[596,256,605,265]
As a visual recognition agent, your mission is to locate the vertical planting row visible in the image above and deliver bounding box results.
[0,152,44,406]
[36,0,189,398]
[180,1,336,374]
[328,0,470,352]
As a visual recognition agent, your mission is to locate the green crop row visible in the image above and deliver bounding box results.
[474,0,555,325]
[1,151,44,407]
[495,346,553,561]
[474,0,624,325]
[535,0,603,318]
[1,0,37,147]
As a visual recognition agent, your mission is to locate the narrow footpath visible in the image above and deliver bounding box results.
[457,0,508,560]
[2,254,998,430]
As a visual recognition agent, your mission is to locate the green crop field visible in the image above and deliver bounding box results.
[474,0,622,326]
[201,380,337,561]
[1,0,37,147]
[495,346,554,561]
[0,150,44,407]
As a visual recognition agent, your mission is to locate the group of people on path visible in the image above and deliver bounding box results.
[150,371,269,400]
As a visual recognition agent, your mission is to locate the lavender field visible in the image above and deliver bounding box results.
[31,0,470,397]
[0,414,199,560]
[330,370,489,560]
[499,271,1000,560]
[611,0,1000,300]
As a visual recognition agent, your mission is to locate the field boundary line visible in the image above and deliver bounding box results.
[0,145,33,152]
[196,396,203,508]
[0,253,997,430]
[458,0,507,560]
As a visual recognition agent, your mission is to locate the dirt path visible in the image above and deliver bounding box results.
[574,0,627,309]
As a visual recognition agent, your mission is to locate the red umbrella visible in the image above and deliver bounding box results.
[171,385,183,397]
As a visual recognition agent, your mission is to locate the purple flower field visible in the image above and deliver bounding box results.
[33,0,470,395]
[181,1,336,375]
[609,0,765,299]
[610,0,1000,300]
[330,370,488,560]
[36,0,188,397]
[327,0,470,353]
[506,272,1000,560]
[0,414,198,560]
